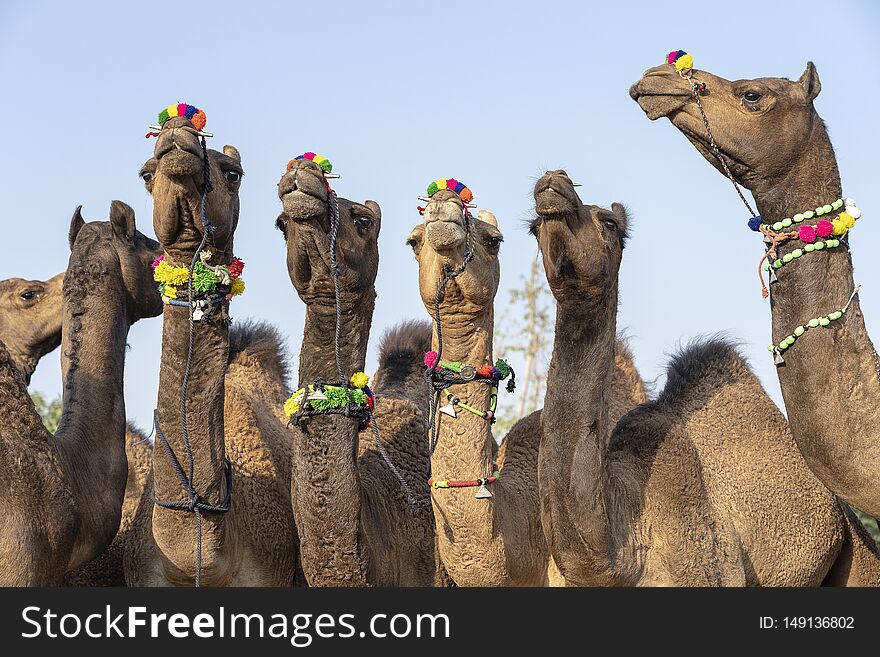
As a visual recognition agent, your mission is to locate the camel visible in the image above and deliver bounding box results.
[532,170,879,585]
[0,201,163,585]
[406,181,644,586]
[125,110,298,586]
[630,58,880,519]
[276,154,436,586]
[0,273,64,384]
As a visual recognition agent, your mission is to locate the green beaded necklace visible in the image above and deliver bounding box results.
[769,286,861,365]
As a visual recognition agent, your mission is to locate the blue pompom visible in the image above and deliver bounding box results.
[748,215,763,232]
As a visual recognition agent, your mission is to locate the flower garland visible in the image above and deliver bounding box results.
[283,372,374,430]
[424,353,514,423]
[152,252,245,303]
[157,103,207,131]
[426,178,473,204]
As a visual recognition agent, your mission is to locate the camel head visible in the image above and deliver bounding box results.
[630,56,823,192]
[531,170,628,309]
[276,154,381,308]
[407,181,502,325]
[67,201,164,324]
[139,104,243,264]
[0,273,64,382]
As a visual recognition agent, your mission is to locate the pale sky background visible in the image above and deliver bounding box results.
[2,1,878,433]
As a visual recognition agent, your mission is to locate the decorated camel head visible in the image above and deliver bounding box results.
[0,273,64,383]
[67,201,164,326]
[276,153,381,308]
[140,103,243,264]
[530,170,628,309]
[629,52,824,195]
[407,179,502,338]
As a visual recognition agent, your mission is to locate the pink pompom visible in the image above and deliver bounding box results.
[799,225,817,243]
[816,219,833,238]
[424,351,439,369]
[666,51,677,64]
[151,255,165,269]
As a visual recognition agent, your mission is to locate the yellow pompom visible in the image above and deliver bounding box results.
[154,260,189,286]
[674,53,693,71]
[831,218,846,236]
[231,278,246,296]
[839,212,855,229]
[350,371,370,389]
[164,284,178,300]
[284,393,301,418]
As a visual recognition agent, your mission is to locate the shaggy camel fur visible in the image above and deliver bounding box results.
[630,60,880,519]
[0,201,162,585]
[277,156,436,586]
[126,116,297,586]
[0,273,64,384]
[532,170,879,585]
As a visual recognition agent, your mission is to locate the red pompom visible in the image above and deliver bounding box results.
[799,225,817,243]
[229,257,245,279]
[424,351,439,369]
[816,219,833,238]
[476,365,494,378]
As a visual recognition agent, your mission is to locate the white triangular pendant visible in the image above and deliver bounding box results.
[475,484,492,499]
[439,403,457,418]
[773,350,785,366]
[768,268,778,284]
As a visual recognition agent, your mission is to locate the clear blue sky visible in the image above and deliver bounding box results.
[2,1,878,431]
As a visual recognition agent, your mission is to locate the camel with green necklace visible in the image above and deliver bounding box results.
[533,170,879,585]
[126,105,298,586]
[407,179,646,586]
[277,153,437,586]
[631,53,880,520]
[0,201,163,585]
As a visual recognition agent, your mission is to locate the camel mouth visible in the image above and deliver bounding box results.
[281,188,330,225]
[424,214,467,252]
[630,67,694,120]
[535,186,579,218]
[155,147,205,181]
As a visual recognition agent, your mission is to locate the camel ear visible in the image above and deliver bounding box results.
[477,210,498,227]
[69,205,85,250]
[797,62,821,103]
[275,214,288,241]
[223,145,242,163]
[109,200,137,242]
[611,202,630,235]
[364,200,382,236]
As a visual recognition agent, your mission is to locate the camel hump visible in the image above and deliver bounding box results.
[228,320,291,387]
[657,335,753,407]
[375,320,432,383]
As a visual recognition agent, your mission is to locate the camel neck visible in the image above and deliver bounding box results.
[290,291,375,586]
[53,280,130,567]
[540,292,619,582]
[749,118,880,513]
[153,303,229,509]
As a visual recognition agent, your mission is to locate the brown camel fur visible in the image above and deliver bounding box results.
[407,193,557,586]
[0,274,64,384]
[630,60,880,519]
[0,201,162,585]
[276,156,435,586]
[532,170,879,586]
[126,116,297,586]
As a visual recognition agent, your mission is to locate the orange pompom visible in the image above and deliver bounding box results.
[460,188,473,204]
[191,110,207,131]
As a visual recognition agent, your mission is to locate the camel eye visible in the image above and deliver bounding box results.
[225,170,241,183]
[602,219,618,231]
[354,215,373,230]
[486,236,501,251]
[743,91,762,103]
[140,171,153,184]
[20,290,37,302]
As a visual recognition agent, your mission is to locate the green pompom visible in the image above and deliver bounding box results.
[191,261,218,293]
[427,182,439,196]
[494,359,512,378]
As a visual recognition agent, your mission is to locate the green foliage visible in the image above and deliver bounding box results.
[30,391,62,433]
[851,507,880,548]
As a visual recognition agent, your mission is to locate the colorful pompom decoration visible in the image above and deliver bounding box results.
[350,371,370,389]
[424,351,439,369]
[747,215,763,232]
[288,152,333,174]
[666,50,693,72]
[158,103,207,131]
[799,225,817,243]
[815,219,834,238]
[426,178,474,204]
